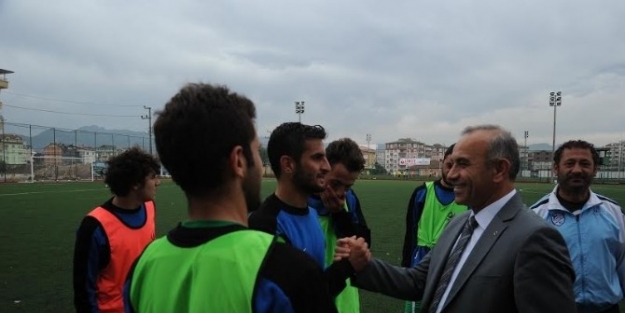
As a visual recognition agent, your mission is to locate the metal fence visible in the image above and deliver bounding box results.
[1,122,152,152]
[0,122,154,182]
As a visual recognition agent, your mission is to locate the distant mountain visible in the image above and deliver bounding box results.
[528,143,552,151]
[5,126,559,153]
[16,125,152,152]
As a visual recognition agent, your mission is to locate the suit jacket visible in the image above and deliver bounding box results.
[352,192,577,313]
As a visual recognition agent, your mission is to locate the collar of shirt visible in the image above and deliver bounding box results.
[472,189,517,231]
[548,185,601,214]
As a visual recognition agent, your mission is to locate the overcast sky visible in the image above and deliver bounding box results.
[1,0,624,147]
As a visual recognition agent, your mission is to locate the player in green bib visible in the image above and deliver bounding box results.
[123,83,338,313]
[400,144,468,313]
[308,138,372,313]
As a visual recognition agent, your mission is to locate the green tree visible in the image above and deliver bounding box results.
[0,160,6,175]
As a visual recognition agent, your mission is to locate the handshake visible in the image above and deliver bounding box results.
[333,236,372,272]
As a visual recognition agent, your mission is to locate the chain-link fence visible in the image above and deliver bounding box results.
[0,122,154,182]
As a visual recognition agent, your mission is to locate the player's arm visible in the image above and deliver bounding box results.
[150,200,157,235]
[122,280,135,313]
[323,258,354,296]
[122,256,141,313]
[351,255,430,301]
[73,216,110,313]
[332,191,372,246]
[615,208,625,294]
[401,185,426,268]
[255,242,338,313]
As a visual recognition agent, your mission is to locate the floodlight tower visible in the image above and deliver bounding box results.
[524,131,529,148]
[549,91,562,158]
[295,101,305,123]
[524,130,529,171]
[141,106,152,155]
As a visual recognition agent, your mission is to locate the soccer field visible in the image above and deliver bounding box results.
[1,179,625,313]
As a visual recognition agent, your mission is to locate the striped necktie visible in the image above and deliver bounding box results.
[429,215,478,313]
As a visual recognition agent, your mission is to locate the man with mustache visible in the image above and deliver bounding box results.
[124,84,339,312]
[531,140,625,313]
[400,144,468,313]
[337,124,576,313]
[249,122,366,297]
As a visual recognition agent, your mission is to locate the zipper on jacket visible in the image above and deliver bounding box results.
[576,214,586,303]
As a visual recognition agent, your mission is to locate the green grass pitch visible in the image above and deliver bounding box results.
[1,179,625,312]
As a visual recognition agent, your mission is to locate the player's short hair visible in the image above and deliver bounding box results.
[554,140,599,166]
[268,122,327,178]
[326,138,365,173]
[104,147,159,197]
[444,144,455,160]
[154,83,256,197]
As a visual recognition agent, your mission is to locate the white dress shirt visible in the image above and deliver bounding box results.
[435,189,517,313]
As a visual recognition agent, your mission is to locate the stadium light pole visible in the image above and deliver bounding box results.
[53,127,58,182]
[295,101,305,123]
[366,134,372,170]
[549,91,562,159]
[263,129,272,176]
[30,151,35,182]
[524,130,528,149]
[524,130,529,171]
[141,106,152,155]
[0,114,4,182]
[618,140,623,175]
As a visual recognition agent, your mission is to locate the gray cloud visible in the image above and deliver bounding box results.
[1,0,624,147]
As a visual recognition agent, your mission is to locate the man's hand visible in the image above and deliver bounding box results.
[334,236,371,272]
[334,236,355,261]
[320,184,345,213]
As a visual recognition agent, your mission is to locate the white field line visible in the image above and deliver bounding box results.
[520,185,625,193]
[0,184,173,197]
[518,189,550,195]
[0,188,105,197]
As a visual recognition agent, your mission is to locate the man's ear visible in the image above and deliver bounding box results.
[229,145,246,179]
[492,158,511,183]
[279,155,295,175]
[552,163,559,176]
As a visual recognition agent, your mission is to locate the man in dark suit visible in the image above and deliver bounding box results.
[339,124,577,313]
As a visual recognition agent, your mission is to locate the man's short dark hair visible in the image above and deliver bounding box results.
[444,144,455,160]
[554,140,599,166]
[153,83,256,197]
[268,122,327,178]
[104,147,159,197]
[325,138,365,173]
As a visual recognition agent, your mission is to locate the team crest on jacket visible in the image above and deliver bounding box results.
[550,212,565,226]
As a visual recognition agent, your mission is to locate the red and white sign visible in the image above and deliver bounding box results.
[398,158,430,166]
